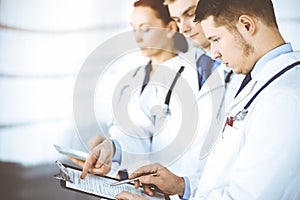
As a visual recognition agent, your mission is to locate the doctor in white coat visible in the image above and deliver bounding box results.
[76,0,200,181]
[116,0,300,199]
[76,1,243,197]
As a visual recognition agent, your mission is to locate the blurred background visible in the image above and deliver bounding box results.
[0,0,299,199]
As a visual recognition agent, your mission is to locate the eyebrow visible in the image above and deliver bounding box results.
[183,5,197,16]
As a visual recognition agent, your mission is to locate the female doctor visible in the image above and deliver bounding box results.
[74,0,200,181]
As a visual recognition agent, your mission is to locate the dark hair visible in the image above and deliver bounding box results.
[194,0,278,31]
[134,0,173,25]
[134,0,188,52]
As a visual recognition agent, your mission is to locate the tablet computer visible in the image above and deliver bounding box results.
[54,144,89,161]
[56,163,167,200]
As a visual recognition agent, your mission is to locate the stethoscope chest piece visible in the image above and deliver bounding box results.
[234,109,248,122]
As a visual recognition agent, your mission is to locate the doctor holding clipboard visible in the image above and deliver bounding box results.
[74,0,200,183]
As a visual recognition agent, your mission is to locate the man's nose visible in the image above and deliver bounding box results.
[211,45,221,60]
[179,20,191,34]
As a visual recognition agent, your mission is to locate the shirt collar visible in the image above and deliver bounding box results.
[251,42,293,78]
[195,47,205,61]
[195,48,222,65]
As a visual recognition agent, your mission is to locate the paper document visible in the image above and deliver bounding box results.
[58,165,165,200]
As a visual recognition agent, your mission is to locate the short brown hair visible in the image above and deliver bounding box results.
[163,0,176,5]
[194,0,278,30]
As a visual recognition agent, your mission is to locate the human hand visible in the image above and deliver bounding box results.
[116,191,148,200]
[129,163,185,197]
[67,156,85,167]
[87,135,107,149]
[80,138,115,179]
[67,135,107,168]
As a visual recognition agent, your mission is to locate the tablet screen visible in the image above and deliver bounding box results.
[54,144,89,161]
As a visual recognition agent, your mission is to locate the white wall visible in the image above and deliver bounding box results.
[0,0,140,166]
[273,0,300,50]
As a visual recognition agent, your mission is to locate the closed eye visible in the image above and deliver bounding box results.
[208,36,220,43]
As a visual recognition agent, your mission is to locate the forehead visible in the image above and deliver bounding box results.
[201,16,227,38]
[131,6,162,26]
[168,0,198,17]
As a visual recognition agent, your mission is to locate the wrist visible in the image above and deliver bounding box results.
[111,139,122,165]
[110,139,116,155]
[179,176,191,200]
[177,177,185,197]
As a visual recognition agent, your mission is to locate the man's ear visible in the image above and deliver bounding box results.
[238,15,256,35]
[166,21,178,38]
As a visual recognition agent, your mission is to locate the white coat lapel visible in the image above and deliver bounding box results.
[227,79,257,115]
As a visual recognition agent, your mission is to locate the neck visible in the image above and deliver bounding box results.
[255,26,285,58]
[150,51,177,74]
[195,41,211,52]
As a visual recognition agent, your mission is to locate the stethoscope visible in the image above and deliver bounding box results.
[193,69,233,123]
[224,61,300,130]
[162,66,185,116]
[198,61,300,159]
[216,70,233,121]
[150,66,185,126]
[127,61,185,129]
[137,64,184,144]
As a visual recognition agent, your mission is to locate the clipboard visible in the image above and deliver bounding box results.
[53,161,167,200]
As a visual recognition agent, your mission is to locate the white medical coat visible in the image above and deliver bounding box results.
[178,64,244,198]
[108,53,245,199]
[193,51,300,199]
[109,55,199,175]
